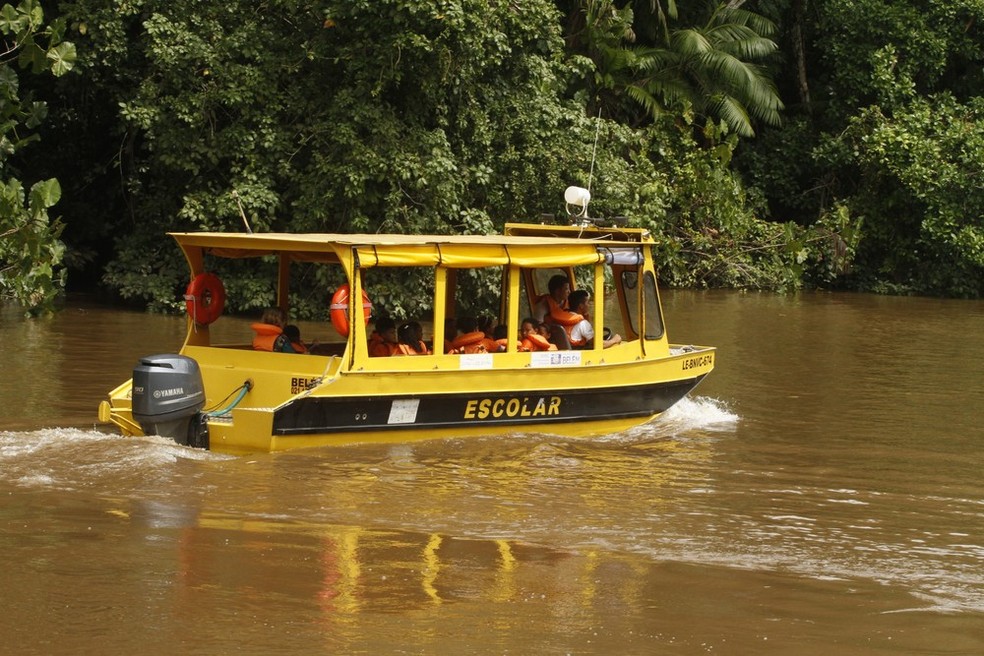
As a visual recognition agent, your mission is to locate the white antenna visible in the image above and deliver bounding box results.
[564,108,604,225]
[587,107,602,194]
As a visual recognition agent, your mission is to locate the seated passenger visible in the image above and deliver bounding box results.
[519,317,556,352]
[478,315,496,339]
[533,274,584,328]
[493,324,509,351]
[443,318,458,354]
[369,317,400,357]
[451,317,490,354]
[396,321,430,355]
[283,324,309,354]
[478,315,505,352]
[567,289,622,349]
[252,308,300,353]
[537,320,563,350]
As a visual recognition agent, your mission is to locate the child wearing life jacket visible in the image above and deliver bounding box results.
[251,308,301,353]
[368,317,401,356]
[519,318,556,351]
[566,289,622,348]
[282,324,309,354]
[532,274,584,328]
[451,316,491,354]
[396,321,431,355]
[479,315,506,352]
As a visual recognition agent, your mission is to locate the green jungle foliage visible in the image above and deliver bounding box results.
[3,0,982,315]
[0,0,75,314]
[736,0,984,297]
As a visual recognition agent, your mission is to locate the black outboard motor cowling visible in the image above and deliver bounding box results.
[132,354,205,446]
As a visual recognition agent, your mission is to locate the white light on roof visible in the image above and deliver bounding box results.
[564,186,590,218]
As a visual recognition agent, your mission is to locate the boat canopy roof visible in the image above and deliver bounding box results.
[169,230,651,269]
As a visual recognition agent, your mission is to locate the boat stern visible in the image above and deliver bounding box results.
[98,379,143,436]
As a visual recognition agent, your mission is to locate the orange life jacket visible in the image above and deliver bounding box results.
[481,337,501,352]
[251,323,287,351]
[369,338,401,357]
[451,331,488,354]
[522,334,557,352]
[536,294,584,327]
[394,343,416,356]
[394,341,430,356]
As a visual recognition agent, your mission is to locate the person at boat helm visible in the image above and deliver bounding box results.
[567,290,622,349]
[533,274,584,328]
[369,316,400,357]
[251,307,301,353]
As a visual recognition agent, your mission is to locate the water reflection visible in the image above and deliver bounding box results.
[2,292,983,653]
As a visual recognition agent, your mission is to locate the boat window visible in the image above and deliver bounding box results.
[528,269,563,304]
[363,266,436,320]
[620,270,639,339]
[643,271,665,340]
[289,259,348,320]
[194,251,354,350]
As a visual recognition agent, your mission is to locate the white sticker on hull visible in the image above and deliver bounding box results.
[388,398,421,424]
[459,353,494,370]
[530,351,582,367]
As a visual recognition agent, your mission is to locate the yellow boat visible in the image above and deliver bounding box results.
[98,197,715,454]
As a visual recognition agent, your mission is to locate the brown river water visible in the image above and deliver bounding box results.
[1,291,982,654]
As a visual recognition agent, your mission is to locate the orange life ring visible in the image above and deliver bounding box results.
[184,273,225,325]
[329,284,372,337]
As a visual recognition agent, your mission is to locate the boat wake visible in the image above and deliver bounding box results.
[0,427,230,492]
[600,395,738,445]
[658,395,738,432]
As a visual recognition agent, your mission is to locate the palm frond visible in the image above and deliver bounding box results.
[707,94,754,137]
[713,6,777,39]
[670,28,712,57]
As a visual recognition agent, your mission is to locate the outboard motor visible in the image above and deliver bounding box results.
[131,354,207,447]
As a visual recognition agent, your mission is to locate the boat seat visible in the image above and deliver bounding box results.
[548,325,572,350]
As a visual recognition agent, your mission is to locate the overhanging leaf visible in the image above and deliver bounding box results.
[47,42,76,76]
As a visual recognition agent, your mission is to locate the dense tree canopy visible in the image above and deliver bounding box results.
[0,0,75,313]
[737,0,984,296]
[2,0,981,314]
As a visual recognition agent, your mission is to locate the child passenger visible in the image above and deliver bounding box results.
[396,321,430,355]
[251,307,301,353]
[519,318,556,351]
[369,317,400,357]
[282,324,309,354]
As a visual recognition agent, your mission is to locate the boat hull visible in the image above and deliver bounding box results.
[273,377,705,436]
[102,345,715,453]
[193,374,710,454]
